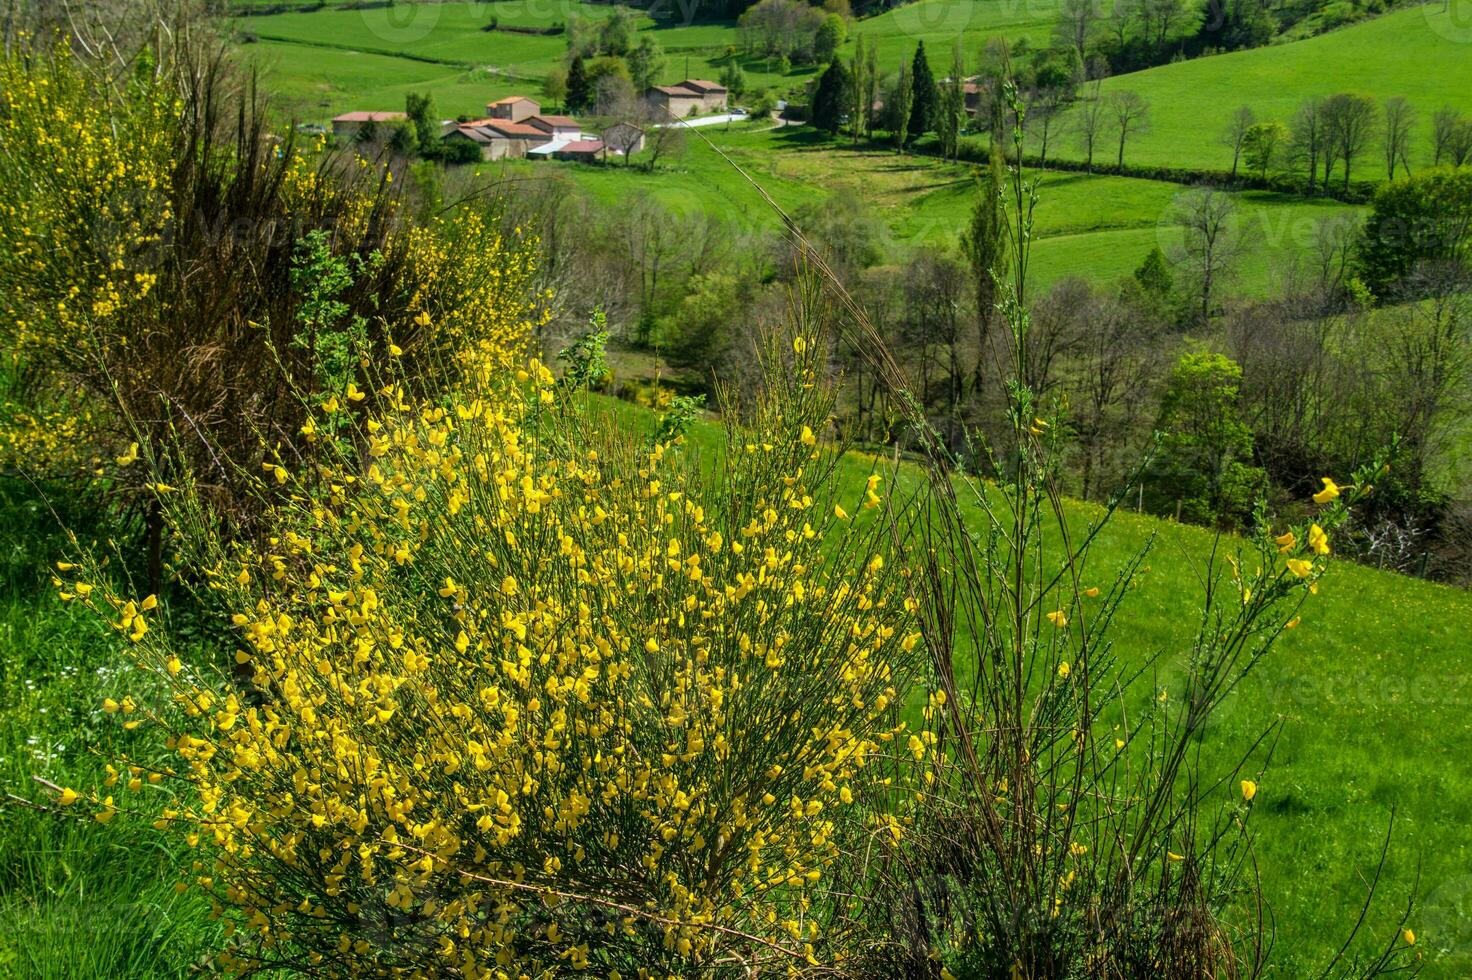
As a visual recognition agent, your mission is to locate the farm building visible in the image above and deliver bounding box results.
[485,96,541,123]
[553,139,607,162]
[443,119,551,160]
[644,80,727,120]
[330,111,407,139]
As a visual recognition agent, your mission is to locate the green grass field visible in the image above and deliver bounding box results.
[602,394,1472,976]
[1049,6,1472,172]
[231,0,1065,123]
[489,124,1361,294]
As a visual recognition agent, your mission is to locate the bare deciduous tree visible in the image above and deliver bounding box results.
[1108,90,1150,168]
[1322,91,1378,192]
[1221,104,1255,177]
[1170,185,1248,324]
[1075,77,1107,172]
[1431,105,1472,167]
[1383,96,1416,181]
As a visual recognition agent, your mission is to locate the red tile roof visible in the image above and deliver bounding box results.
[680,79,726,93]
[490,96,537,106]
[333,111,407,123]
[478,120,549,139]
[559,140,605,154]
[528,114,579,130]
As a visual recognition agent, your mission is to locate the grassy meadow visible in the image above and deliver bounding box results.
[1051,6,1472,172]
[605,395,1472,976]
[232,0,1064,123]
[490,124,1361,294]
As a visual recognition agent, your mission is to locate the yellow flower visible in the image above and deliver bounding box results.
[1057,661,1071,678]
[1308,523,1330,556]
[833,503,849,521]
[1286,558,1313,579]
[1285,616,1300,630]
[1167,851,1185,862]
[1082,587,1100,598]
[1046,609,1068,628]
[800,425,816,447]
[115,442,139,466]
[1403,928,1416,946]
[1240,779,1257,802]
[58,787,80,806]
[1312,477,1341,504]
[792,335,807,355]
[1274,531,1296,554]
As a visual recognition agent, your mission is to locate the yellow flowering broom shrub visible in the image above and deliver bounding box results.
[57,324,922,975]
[0,45,542,557]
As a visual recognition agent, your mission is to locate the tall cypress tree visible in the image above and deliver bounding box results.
[811,59,852,136]
[565,55,592,114]
[908,41,938,145]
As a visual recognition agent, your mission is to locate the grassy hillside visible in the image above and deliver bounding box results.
[1051,6,1472,172]
[492,124,1361,294]
[232,0,1063,122]
[598,395,1472,977]
[232,0,813,117]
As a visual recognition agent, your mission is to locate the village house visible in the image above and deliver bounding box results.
[485,96,540,123]
[644,79,727,120]
[443,118,551,160]
[526,114,580,140]
[330,111,407,139]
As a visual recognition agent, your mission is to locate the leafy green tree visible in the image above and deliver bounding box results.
[405,91,438,159]
[813,13,846,63]
[811,59,852,135]
[627,36,665,92]
[1146,351,1266,527]
[662,272,744,375]
[1133,245,1174,300]
[598,6,636,56]
[1241,120,1289,180]
[908,41,937,144]
[719,61,747,101]
[891,60,913,152]
[565,54,592,113]
[959,152,1009,390]
[1356,165,1472,297]
[848,34,869,144]
[934,39,966,159]
[542,66,568,109]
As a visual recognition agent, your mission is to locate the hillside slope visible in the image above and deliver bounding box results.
[602,394,1472,976]
[1054,6,1472,172]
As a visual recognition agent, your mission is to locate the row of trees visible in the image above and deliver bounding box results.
[809,38,1155,171]
[737,0,849,65]
[1222,95,1472,194]
[483,135,1472,578]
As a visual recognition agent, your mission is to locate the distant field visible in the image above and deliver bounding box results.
[239,39,534,118]
[230,0,1064,122]
[231,0,815,117]
[491,125,1361,295]
[1050,6,1472,172]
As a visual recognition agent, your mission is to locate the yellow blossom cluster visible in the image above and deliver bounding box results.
[65,338,919,975]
